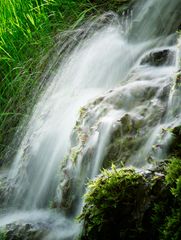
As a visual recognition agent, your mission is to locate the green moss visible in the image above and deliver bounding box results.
[78,166,160,240]
[78,161,181,240]
[165,157,181,187]
[168,127,181,157]
[162,209,181,240]
[151,157,181,240]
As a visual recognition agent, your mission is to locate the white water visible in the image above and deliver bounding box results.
[1,0,181,239]
[9,24,147,210]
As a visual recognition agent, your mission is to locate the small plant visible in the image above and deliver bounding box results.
[165,157,181,186]
[162,209,181,240]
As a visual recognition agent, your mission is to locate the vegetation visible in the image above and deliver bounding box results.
[152,157,181,240]
[77,34,181,239]
[0,0,133,165]
[78,165,168,240]
[0,0,92,165]
[0,229,6,240]
[153,127,181,239]
[1,0,181,239]
[78,146,181,239]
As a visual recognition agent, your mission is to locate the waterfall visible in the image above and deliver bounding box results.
[0,0,181,239]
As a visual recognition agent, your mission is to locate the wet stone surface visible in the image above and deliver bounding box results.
[0,222,49,240]
[140,49,176,66]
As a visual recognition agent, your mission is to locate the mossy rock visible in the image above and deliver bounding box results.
[0,223,48,240]
[78,166,169,240]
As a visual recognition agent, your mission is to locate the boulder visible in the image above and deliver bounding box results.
[78,165,170,240]
[55,53,172,214]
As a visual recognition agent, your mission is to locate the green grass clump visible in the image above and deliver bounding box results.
[0,0,95,165]
[0,0,133,165]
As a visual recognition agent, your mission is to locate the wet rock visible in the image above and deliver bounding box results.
[0,180,6,206]
[128,0,181,41]
[0,171,11,208]
[140,49,175,67]
[56,46,173,213]
[57,83,169,214]
[0,222,49,240]
[175,71,181,89]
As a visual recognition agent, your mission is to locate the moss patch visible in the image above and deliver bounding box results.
[78,165,168,240]
[153,158,181,240]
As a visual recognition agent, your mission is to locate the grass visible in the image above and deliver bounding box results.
[0,0,133,165]
[0,0,95,165]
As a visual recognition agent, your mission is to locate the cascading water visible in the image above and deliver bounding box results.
[0,0,181,239]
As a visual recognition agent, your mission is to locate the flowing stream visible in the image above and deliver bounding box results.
[0,0,181,239]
